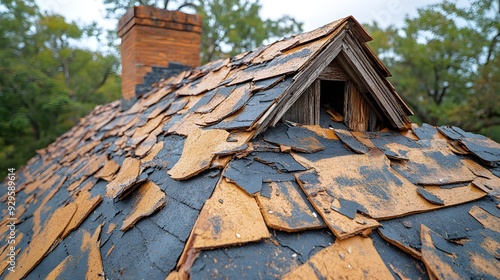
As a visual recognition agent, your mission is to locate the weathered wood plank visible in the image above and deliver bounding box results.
[281,80,320,124]
[341,35,411,129]
[318,59,350,81]
[344,80,371,131]
[334,53,386,125]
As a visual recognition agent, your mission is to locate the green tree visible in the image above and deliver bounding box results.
[0,0,121,171]
[103,0,303,63]
[366,0,499,141]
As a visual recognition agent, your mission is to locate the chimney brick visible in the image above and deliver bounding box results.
[118,6,202,101]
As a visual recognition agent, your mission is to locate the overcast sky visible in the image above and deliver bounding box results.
[36,0,469,48]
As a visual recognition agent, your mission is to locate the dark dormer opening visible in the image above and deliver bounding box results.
[320,80,345,117]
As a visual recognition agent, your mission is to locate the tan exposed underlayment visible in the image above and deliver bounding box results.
[5,203,77,280]
[191,179,270,249]
[251,38,300,65]
[140,141,165,163]
[256,181,326,232]
[176,66,231,96]
[30,176,67,236]
[81,225,105,279]
[121,181,166,231]
[462,158,500,197]
[303,125,339,140]
[130,114,165,143]
[2,13,499,279]
[385,140,476,185]
[106,157,141,199]
[46,225,105,280]
[202,86,253,126]
[168,128,252,180]
[62,190,102,238]
[135,125,164,158]
[420,225,461,280]
[283,236,394,280]
[45,255,73,280]
[293,148,485,221]
[469,206,500,232]
[167,110,203,137]
[294,170,380,239]
[83,154,107,177]
[419,207,500,279]
[95,157,120,182]
[377,230,423,260]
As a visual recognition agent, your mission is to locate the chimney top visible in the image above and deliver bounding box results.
[118,6,202,104]
[118,6,202,38]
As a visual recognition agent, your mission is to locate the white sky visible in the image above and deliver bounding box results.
[36,0,470,49]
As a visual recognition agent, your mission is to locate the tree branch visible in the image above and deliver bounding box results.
[177,2,198,11]
[485,30,499,65]
[95,66,113,90]
[461,118,500,132]
[437,84,448,105]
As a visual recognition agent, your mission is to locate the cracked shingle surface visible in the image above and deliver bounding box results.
[1,15,499,280]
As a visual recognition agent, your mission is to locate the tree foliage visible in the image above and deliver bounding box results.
[0,0,121,171]
[366,0,499,141]
[103,0,303,63]
[196,0,302,63]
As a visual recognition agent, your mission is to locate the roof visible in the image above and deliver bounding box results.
[1,16,500,280]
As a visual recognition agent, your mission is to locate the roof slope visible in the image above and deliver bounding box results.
[1,16,500,280]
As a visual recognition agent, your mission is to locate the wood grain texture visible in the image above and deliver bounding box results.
[344,81,372,131]
[282,80,320,124]
[318,59,350,81]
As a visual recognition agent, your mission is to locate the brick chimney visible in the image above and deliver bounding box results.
[118,6,202,101]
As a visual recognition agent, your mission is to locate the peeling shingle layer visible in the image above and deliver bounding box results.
[1,15,499,280]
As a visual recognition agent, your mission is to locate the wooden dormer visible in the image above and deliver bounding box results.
[275,17,414,132]
[283,58,385,131]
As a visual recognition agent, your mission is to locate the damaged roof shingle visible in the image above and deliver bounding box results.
[1,15,499,280]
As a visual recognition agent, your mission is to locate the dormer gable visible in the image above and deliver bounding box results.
[277,17,413,132]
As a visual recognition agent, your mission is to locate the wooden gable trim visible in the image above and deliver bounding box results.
[334,52,387,126]
[347,30,412,116]
[253,26,348,135]
[345,16,372,43]
[338,34,411,128]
